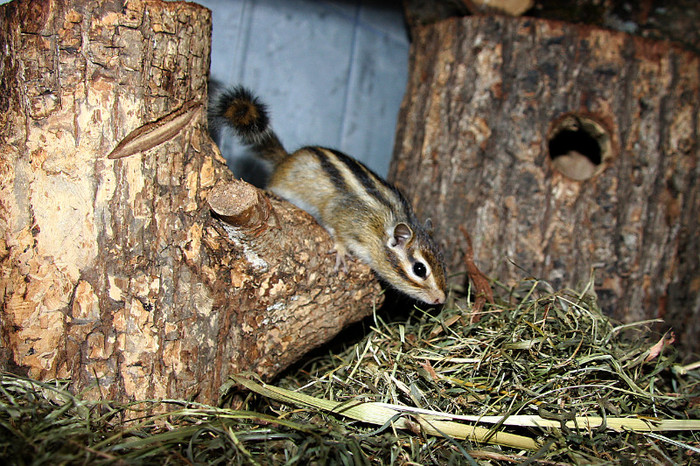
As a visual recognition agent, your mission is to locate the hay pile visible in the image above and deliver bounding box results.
[1,279,699,464]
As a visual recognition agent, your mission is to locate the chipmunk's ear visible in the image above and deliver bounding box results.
[388,222,413,249]
[424,218,434,235]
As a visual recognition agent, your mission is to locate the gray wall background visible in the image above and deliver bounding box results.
[200,0,409,182]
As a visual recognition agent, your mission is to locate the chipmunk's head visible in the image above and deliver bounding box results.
[385,222,446,305]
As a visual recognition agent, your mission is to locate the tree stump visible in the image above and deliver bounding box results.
[0,0,382,404]
[391,16,699,356]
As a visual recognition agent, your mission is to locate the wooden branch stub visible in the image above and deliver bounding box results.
[208,180,274,233]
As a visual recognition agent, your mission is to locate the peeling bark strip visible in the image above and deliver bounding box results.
[391,16,699,356]
[107,101,203,159]
[0,0,382,404]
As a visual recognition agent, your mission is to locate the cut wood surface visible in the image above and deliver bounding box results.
[391,15,699,356]
[0,0,382,404]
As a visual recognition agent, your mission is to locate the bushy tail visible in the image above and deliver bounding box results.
[211,86,288,164]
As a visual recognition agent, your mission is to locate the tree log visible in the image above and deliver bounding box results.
[0,0,382,403]
[391,16,699,357]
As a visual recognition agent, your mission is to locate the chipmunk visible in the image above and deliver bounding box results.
[212,86,446,305]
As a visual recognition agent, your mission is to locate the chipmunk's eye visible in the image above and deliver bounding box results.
[413,261,427,278]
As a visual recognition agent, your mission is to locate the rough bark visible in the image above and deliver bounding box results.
[390,16,699,357]
[402,1,700,55]
[0,0,382,404]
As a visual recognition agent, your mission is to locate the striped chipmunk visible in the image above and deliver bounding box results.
[212,86,446,305]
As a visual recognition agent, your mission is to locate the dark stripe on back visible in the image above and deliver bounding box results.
[325,148,413,220]
[308,147,348,192]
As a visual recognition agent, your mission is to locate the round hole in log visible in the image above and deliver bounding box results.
[547,113,613,181]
